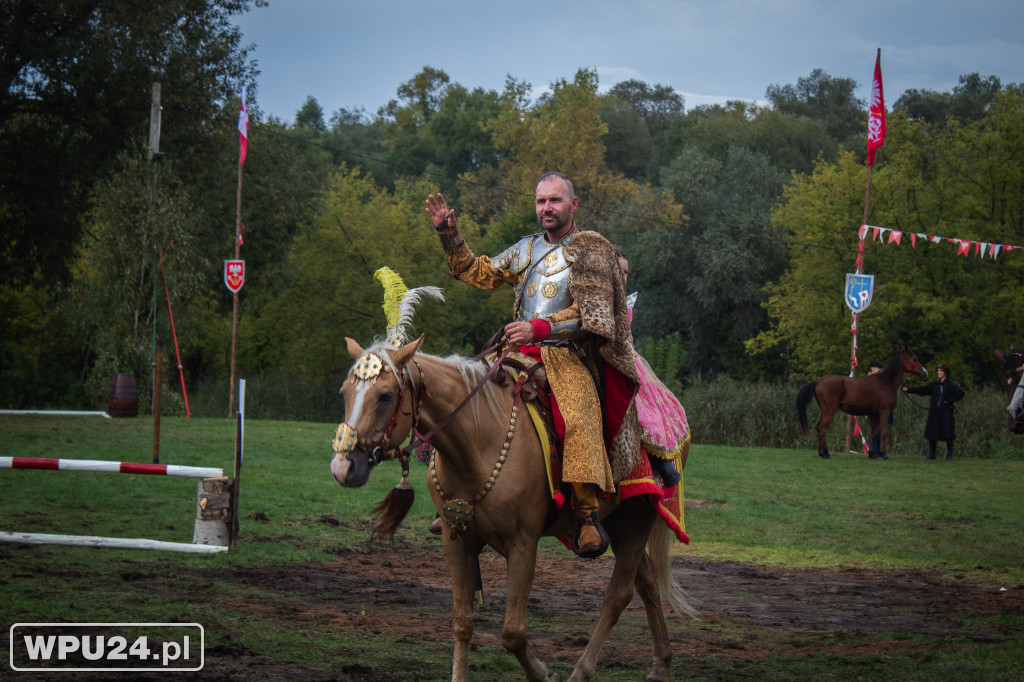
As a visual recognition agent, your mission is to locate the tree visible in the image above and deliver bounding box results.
[657,101,839,176]
[894,73,1005,127]
[295,95,326,132]
[600,95,654,181]
[0,0,259,288]
[655,146,790,375]
[766,69,864,144]
[753,89,1024,384]
[62,146,213,407]
[606,79,683,137]
[381,65,451,126]
[253,167,504,375]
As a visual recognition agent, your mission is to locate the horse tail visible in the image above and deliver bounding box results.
[649,524,700,620]
[796,381,818,436]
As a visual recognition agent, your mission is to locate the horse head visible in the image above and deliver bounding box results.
[330,335,424,487]
[900,346,928,380]
[994,348,1024,434]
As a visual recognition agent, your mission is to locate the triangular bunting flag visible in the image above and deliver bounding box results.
[859,224,869,240]
[910,233,917,248]
[958,240,971,256]
[888,230,902,245]
[991,245,1002,260]
[873,227,882,241]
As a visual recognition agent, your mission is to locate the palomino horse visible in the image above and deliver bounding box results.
[797,347,927,459]
[330,336,697,682]
[993,348,1024,434]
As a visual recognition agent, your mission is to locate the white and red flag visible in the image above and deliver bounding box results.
[238,86,249,166]
[867,50,886,166]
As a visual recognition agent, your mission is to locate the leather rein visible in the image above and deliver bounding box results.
[369,330,534,467]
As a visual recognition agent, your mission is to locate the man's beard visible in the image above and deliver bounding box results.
[538,210,569,233]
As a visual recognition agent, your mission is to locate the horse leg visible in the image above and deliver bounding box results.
[816,407,835,459]
[569,500,657,682]
[873,410,890,459]
[501,542,558,682]
[443,536,482,682]
[633,540,672,681]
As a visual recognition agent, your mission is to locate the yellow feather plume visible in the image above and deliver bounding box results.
[374,267,408,343]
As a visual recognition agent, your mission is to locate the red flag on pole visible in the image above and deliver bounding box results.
[238,87,249,166]
[867,49,886,166]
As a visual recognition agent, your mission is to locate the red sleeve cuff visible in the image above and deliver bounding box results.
[529,318,551,343]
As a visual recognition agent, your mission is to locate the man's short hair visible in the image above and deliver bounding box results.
[869,361,883,369]
[537,171,574,198]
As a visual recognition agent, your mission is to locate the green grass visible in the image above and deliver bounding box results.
[2,414,1024,680]
[680,446,1024,582]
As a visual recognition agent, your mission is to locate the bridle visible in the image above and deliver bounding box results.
[902,353,924,376]
[333,333,517,476]
[333,332,535,536]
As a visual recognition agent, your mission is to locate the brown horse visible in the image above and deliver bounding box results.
[993,348,1024,434]
[797,347,927,459]
[330,336,698,682]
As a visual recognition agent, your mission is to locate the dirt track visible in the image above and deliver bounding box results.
[12,527,1022,681]
[182,538,1024,681]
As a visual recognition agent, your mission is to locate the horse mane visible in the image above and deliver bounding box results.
[358,341,507,425]
[877,351,903,383]
[433,353,508,424]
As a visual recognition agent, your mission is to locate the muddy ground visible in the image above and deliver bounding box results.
[11,524,1024,681]
[190,547,1023,681]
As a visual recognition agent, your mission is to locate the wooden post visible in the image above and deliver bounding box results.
[230,386,243,548]
[148,83,161,387]
[228,123,243,417]
[153,339,162,464]
[193,477,234,547]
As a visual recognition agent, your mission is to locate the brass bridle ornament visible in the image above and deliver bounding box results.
[331,340,428,489]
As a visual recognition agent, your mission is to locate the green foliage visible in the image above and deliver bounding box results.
[0,0,258,288]
[252,167,500,375]
[758,88,1024,384]
[765,68,865,146]
[680,374,1024,459]
[63,146,214,407]
[654,145,790,374]
[635,332,686,394]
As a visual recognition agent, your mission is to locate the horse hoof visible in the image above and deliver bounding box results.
[818,452,830,459]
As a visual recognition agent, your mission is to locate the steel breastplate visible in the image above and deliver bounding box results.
[517,239,575,321]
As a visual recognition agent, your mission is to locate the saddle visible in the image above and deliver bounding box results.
[489,350,557,450]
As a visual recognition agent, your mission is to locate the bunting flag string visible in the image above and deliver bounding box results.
[860,224,1021,261]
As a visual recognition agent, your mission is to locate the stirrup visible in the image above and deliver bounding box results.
[571,510,609,559]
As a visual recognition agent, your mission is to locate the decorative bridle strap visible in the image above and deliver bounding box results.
[411,339,513,447]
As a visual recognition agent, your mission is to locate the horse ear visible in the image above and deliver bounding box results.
[345,337,364,360]
[391,334,424,368]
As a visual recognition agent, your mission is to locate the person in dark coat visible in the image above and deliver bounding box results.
[902,362,966,460]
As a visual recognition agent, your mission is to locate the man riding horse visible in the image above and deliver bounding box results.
[425,172,643,558]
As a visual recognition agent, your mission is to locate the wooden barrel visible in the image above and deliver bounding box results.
[107,373,139,418]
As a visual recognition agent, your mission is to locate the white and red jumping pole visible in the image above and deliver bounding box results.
[0,457,222,479]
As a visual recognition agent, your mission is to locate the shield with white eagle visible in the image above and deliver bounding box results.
[224,260,245,293]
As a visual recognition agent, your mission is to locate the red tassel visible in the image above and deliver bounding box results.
[553,492,566,509]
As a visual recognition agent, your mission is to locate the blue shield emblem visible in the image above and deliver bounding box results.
[845,273,874,313]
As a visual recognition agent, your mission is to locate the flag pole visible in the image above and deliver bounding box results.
[846,48,885,453]
[229,88,247,417]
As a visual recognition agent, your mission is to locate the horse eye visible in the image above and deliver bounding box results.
[378,391,395,404]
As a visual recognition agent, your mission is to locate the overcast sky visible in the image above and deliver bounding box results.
[234,0,1024,122]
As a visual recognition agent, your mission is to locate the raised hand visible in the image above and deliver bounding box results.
[425,193,456,231]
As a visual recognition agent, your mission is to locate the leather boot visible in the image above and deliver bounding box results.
[571,482,608,559]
